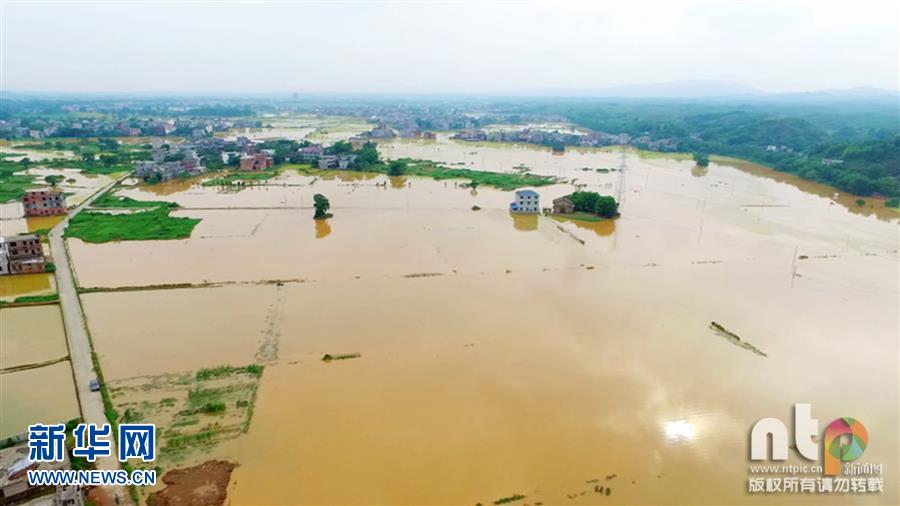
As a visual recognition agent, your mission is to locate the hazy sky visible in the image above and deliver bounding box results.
[1,0,897,94]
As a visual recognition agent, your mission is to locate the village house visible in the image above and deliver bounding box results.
[510,189,541,214]
[0,234,46,275]
[135,160,184,182]
[368,124,396,139]
[317,154,357,170]
[22,189,67,217]
[421,131,437,140]
[552,195,576,214]
[240,153,274,171]
[298,144,324,162]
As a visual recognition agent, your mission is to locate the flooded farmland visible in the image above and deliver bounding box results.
[74,138,898,504]
[0,305,78,438]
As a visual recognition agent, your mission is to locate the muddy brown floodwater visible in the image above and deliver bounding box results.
[75,137,898,505]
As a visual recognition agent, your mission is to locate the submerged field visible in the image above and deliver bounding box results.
[0,305,78,438]
[69,136,899,504]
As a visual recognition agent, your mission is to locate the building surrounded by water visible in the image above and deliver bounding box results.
[22,189,67,217]
[510,189,541,214]
[0,234,47,275]
[552,195,576,214]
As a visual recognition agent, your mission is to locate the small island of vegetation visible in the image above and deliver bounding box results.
[553,191,620,221]
[65,207,200,243]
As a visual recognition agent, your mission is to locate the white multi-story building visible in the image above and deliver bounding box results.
[510,189,540,213]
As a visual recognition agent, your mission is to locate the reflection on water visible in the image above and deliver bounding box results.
[317,170,378,183]
[663,420,696,443]
[26,215,64,232]
[388,175,407,189]
[510,212,539,231]
[551,215,617,237]
[314,218,332,239]
[138,176,204,196]
[0,272,54,300]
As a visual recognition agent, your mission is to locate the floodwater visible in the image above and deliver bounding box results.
[0,305,68,370]
[0,272,56,301]
[0,306,76,439]
[225,115,370,144]
[73,137,898,504]
[0,361,79,438]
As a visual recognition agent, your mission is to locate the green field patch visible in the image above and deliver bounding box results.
[202,169,280,186]
[65,207,200,243]
[91,189,179,209]
[295,159,559,190]
[0,161,40,203]
[108,364,264,471]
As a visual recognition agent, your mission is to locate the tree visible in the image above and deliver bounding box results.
[313,194,331,219]
[44,175,64,186]
[81,152,95,162]
[387,159,407,176]
[570,191,600,212]
[99,154,120,166]
[328,140,353,155]
[594,195,619,218]
[693,152,710,167]
[355,141,380,167]
[570,191,619,218]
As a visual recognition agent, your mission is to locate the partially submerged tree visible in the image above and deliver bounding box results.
[594,195,619,218]
[570,191,620,218]
[313,193,331,219]
[693,152,710,167]
[387,159,407,176]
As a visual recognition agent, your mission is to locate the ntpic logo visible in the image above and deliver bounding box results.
[747,404,883,496]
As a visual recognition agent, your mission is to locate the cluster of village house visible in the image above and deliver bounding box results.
[510,189,577,215]
[134,136,222,181]
[0,115,253,140]
[350,123,438,141]
[134,131,393,181]
[453,127,678,152]
[0,189,64,276]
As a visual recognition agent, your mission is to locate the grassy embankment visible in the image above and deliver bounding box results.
[201,163,318,186]
[402,159,558,190]
[202,169,281,186]
[294,159,559,190]
[0,293,59,305]
[91,190,178,209]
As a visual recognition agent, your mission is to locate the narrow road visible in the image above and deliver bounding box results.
[49,175,134,505]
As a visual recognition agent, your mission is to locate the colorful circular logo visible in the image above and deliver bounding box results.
[823,417,868,475]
